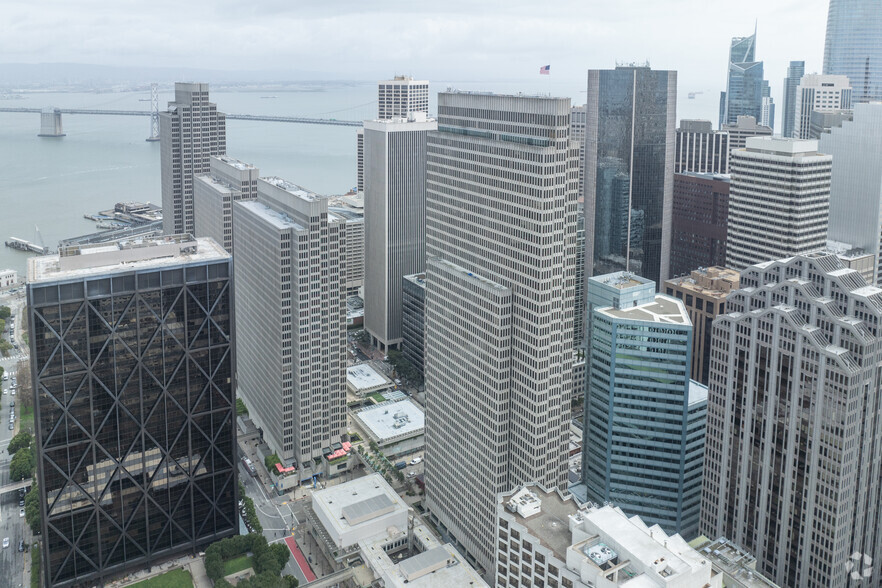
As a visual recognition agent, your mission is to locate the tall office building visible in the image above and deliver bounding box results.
[719,31,772,128]
[809,109,853,139]
[700,253,882,587]
[822,102,882,285]
[580,273,706,539]
[356,128,364,193]
[28,236,236,588]
[424,92,579,576]
[329,206,365,296]
[759,81,775,130]
[671,172,730,277]
[782,61,806,138]
[824,0,882,103]
[721,115,772,152]
[675,120,730,174]
[401,273,426,374]
[377,76,430,119]
[726,137,831,270]
[160,83,226,236]
[363,115,436,351]
[793,74,853,139]
[233,178,347,464]
[193,155,259,255]
[584,65,677,284]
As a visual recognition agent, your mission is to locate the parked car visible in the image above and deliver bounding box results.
[2,538,8,549]
[18,540,24,552]
[394,461,407,470]
[19,509,24,518]
[8,423,13,430]
[9,401,13,408]
[410,457,422,465]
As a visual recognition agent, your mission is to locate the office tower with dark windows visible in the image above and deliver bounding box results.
[193,156,258,255]
[719,32,772,129]
[363,115,436,352]
[700,253,882,587]
[28,235,236,588]
[721,115,772,153]
[726,137,831,270]
[584,65,677,284]
[401,273,426,374]
[822,102,882,285]
[782,61,806,138]
[670,172,730,277]
[824,0,882,103]
[664,267,739,385]
[233,178,347,465]
[793,74,853,139]
[675,120,729,174]
[160,83,226,236]
[424,92,579,577]
[578,272,706,539]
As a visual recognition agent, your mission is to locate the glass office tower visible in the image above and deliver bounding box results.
[824,0,882,102]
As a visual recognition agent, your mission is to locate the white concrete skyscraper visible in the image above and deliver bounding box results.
[824,0,882,103]
[377,76,429,119]
[793,74,852,139]
[363,114,437,351]
[726,137,831,270]
[193,155,259,254]
[160,83,226,235]
[423,92,579,577]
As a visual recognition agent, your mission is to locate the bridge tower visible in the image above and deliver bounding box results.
[146,83,160,142]
[37,107,65,137]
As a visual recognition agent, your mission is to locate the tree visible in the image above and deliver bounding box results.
[270,542,290,569]
[236,398,248,416]
[10,446,35,481]
[0,340,11,357]
[8,431,32,454]
[0,306,10,319]
[264,453,281,472]
[16,360,32,410]
[25,482,40,534]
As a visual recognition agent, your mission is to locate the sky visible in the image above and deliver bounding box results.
[2,1,831,119]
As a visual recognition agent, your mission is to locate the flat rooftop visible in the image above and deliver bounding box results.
[347,364,391,391]
[215,154,257,171]
[689,536,780,588]
[354,400,425,442]
[328,206,364,222]
[236,200,305,231]
[599,295,690,325]
[195,174,237,195]
[688,380,709,407]
[503,485,581,558]
[589,271,654,290]
[29,235,229,283]
[404,273,426,288]
[312,474,408,538]
[260,176,318,201]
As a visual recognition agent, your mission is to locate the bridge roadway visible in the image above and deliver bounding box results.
[0,477,31,495]
[0,107,362,127]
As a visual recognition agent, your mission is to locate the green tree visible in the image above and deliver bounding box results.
[204,549,224,580]
[236,398,248,416]
[270,542,290,569]
[264,453,281,472]
[0,306,10,319]
[10,446,35,481]
[8,431,33,454]
[25,482,41,534]
[0,340,11,357]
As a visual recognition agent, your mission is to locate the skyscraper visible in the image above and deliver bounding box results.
[584,65,677,284]
[193,155,259,254]
[824,0,882,103]
[233,178,347,465]
[28,235,237,588]
[822,102,882,285]
[721,115,772,152]
[363,115,436,351]
[793,74,853,139]
[701,253,882,587]
[580,273,706,539]
[726,137,831,270]
[160,83,226,236]
[719,31,772,129]
[782,60,806,138]
[424,92,579,576]
[401,273,426,374]
[377,76,430,119]
[675,120,730,174]
[670,172,730,277]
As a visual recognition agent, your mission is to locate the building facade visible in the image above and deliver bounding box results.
[581,275,706,539]
[363,116,436,351]
[28,236,237,588]
[584,65,677,285]
[793,74,853,139]
[160,83,226,236]
[329,206,364,296]
[424,92,579,576]
[721,115,772,153]
[782,60,806,139]
[401,273,425,374]
[700,254,882,587]
[675,120,729,175]
[720,32,772,129]
[377,76,430,119]
[824,0,882,103]
[821,102,882,285]
[664,267,740,385]
[670,172,730,278]
[193,155,259,254]
[233,178,347,464]
[726,137,831,271]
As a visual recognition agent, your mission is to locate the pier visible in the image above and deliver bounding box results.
[5,237,48,255]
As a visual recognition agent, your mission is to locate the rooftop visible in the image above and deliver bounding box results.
[214,155,256,171]
[743,136,826,156]
[688,380,709,406]
[312,473,408,539]
[328,206,364,222]
[666,267,740,299]
[260,176,318,201]
[689,537,780,588]
[347,364,392,391]
[589,271,654,290]
[194,173,237,195]
[599,294,691,325]
[502,485,582,558]
[354,399,425,443]
[236,200,305,231]
[404,273,426,288]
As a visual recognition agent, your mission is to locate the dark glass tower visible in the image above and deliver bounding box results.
[584,65,677,285]
[27,235,237,588]
[824,0,882,103]
[719,31,773,128]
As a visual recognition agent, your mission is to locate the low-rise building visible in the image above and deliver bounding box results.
[351,399,425,457]
[497,484,723,588]
[0,269,17,288]
[689,537,780,588]
[347,363,393,396]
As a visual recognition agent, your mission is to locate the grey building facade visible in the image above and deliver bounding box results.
[721,115,772,153]
[584,65,677,285]
[401,273,425,374]
[160,83,226,236]
[782,61,806,138]
[424,92,579,577]
[824,0,882,103]
[193,155,259,255]
[28,236,237,588]
[675,120,730,175]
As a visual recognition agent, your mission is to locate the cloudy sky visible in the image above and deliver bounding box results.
[3,1,831,113]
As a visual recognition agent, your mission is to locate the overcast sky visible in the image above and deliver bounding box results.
[3,1,831,117]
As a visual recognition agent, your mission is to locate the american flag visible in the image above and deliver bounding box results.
[539,65,551,75]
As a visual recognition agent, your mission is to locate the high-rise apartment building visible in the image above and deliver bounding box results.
[793,74,853,139]
[824,0,882,103]
[377,76,430,119]
[401,273,425,374]
[28,235,237,588]
[160,83,226,236]
[721,115,772,153]
[233,178,347,464]
[584,65,677,284]
[720,32,772,129]
[193,155,259,254]
[671,172,730,277]
[664,267,739,385]
[821,102,882,285]
[580,273,706,539]
[363,115,436,351]
[424,92,579,576]
[675,120,730,174]
[782,61,806,138]
[726,137,831,270]
[700,253,882,587]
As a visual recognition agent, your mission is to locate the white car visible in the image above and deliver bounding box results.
[19,509,24,518]
[410,457,422,465]
[2,538,8,549]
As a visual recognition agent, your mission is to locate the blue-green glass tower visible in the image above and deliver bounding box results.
[824,0,882,103]
[719,30,773,129]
